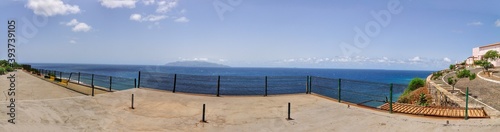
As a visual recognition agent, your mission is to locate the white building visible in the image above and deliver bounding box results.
[466,42,500,67]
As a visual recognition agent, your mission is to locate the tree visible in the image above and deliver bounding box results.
[448,69,476,93]
[449,64,455,70]
[483,50,499,61]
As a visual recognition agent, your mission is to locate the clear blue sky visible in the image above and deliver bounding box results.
[1,0,499,70]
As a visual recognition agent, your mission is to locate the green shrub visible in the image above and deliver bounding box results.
[401,78,425,98]
[0,67,5,75]
[407,78,425,91]
[447,77,455,85]
[5,66,14,72]
[449,64,455,70]
[417,93,428,106]
[432,71,443,80]
[456,69,471,78]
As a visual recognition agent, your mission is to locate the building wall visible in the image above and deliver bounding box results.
[478,45,500,67]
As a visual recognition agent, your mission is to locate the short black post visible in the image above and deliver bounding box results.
[265,76,268,96]
[287,102,293,120]
[134,78,137,88]
[173,74,177,93]
[78,72,81,84]
[217,76,220,97]
[131,94,135,109]
[137,71,141,88]
[201,104,207,123]
[109,76,112,92]
[59,72,62,80]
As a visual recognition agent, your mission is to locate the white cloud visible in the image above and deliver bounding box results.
[144,15,167,22]
[130,14,142,21]
[193,58,208,61]
[218,59,226,62]
[409,56,421,62]
[467,21,483,26]
[156,0,178,13]
[443,57,451,62]
[99,0,137,9]
[142,0,155,5]
[64,19,92,32]
[174,16,189,23]
[130,14,167,22]
[69,40,76,44]
[66,19,79,26]
[496,19,500,27]
[72,23,91,32]
[26,0,80,16]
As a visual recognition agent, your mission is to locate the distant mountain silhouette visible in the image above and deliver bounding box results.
[165,61,230,68]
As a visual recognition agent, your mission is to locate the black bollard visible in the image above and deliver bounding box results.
[201,104,207,123]
[287,102,293,120]
[131,94,135,109]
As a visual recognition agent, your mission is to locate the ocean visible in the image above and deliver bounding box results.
[30,63,433,107]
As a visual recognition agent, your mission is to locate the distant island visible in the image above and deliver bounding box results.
[165,61,230,68]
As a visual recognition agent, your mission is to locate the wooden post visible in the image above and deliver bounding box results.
[91,74,95,96]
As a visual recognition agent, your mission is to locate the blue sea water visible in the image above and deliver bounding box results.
[30,63,431,85]
[30,63,432,107]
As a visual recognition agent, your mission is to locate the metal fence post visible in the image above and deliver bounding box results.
[306,76,309,94]
[309,76,313,93]
[338,78,342,103]
[138,71,141,88]
[265,76,268,96]
[134,78,137,88]
[78,72,81,84]
[465,87,469,120]
[59,72,62,80]
[92,74,95,96]
[91,74,94,86]
[173,74,177,93]
[217,76,220,97]
[390,83,393,114]
[109,76,112,92]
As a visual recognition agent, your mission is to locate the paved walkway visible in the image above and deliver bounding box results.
[0,70,83,101]
[440,68,500,118]
[1,88,500,131]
